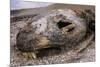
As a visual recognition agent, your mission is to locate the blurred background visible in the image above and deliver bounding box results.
[10,0,53,10]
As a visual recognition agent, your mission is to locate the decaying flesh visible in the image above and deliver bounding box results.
[16,9,95,59]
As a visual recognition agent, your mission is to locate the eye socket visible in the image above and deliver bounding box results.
[57,20,72,29]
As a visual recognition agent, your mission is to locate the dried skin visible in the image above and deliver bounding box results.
[16,9,94,59]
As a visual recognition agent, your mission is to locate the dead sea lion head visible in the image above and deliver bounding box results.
[16,9,87,57]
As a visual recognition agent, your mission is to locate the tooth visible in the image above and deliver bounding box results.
[31,52,37,59]
[28,52,33,59]
[22,52,29,59]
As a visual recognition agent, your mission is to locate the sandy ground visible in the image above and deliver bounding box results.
[10,4,95,67]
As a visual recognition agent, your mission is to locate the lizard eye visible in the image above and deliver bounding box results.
[57,20,72,29]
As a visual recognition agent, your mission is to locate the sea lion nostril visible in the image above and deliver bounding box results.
[57,20,72,29]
